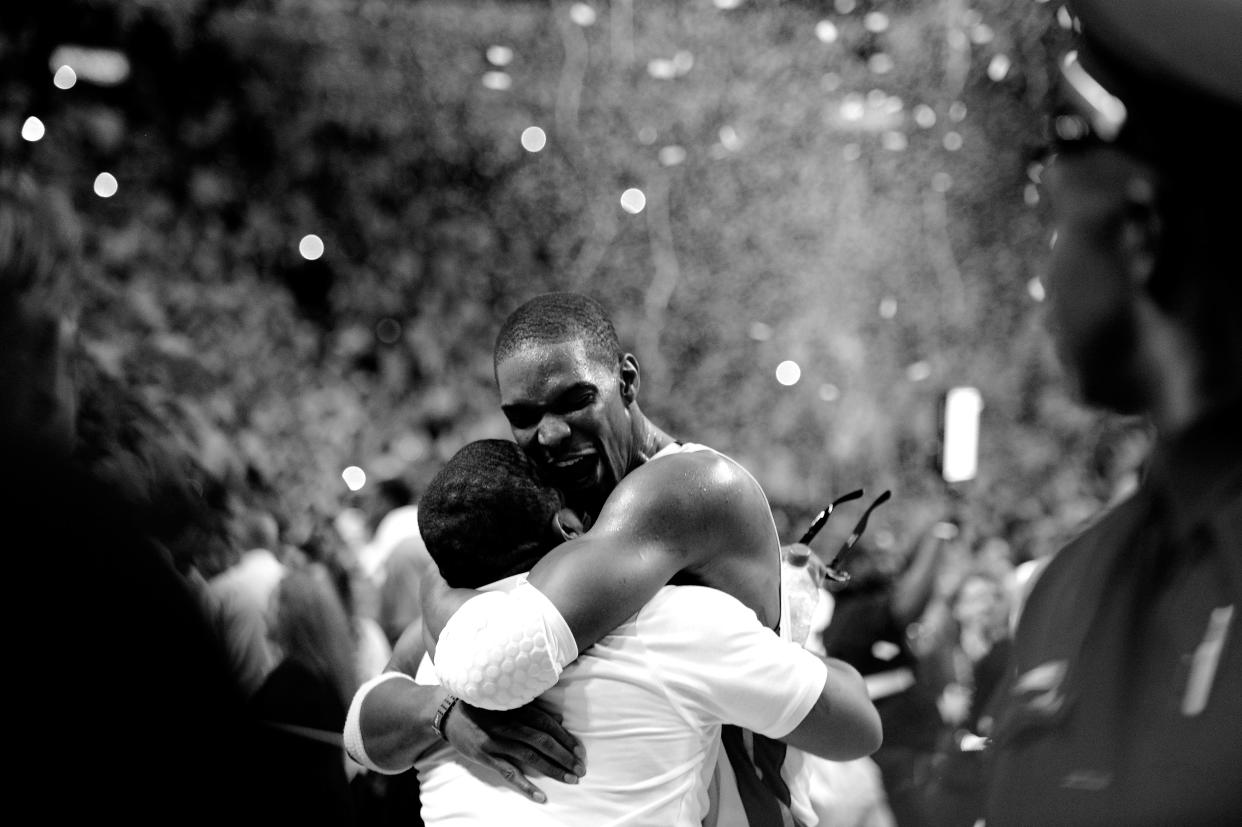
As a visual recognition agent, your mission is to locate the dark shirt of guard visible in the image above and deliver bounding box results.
[986,405,1242,825]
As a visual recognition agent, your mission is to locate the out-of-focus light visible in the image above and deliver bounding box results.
[482,71,511,91]
[521,126,547,152]
[821,72,841,91]
[620,188,646,214]
[963,9,983,27]
[834,0,856,14]
[1027,161,1045,184]
[1024,183,1040,206]
[93,172,118,198]
[866,89,888,107]
[673,51,695,74]
[342,466,367,491]
[879,296,898,319]
[299,234,325,260]
[21,116,45,142]
[638,126,658,145]
[839,96,865,121]
[49,45,129,86]
[987,54,1012,82]
[948,101,968,122]
[819,383,840,402]
[719,125,742,151]
[570,3,596,26]
[882,131,907,151]
[843,143,862,162]
[868,53,894,74]
[942,386,983,483]
[53,65,77,89]
[775,360,802,386]
[906,360,932,382]
[749,321,773,342]
[815,20,839,43]
[648,59,677,80]
[948,28,969,50]
[659,145,686,166]
[376,318,403,343]
[864,12,890,32]
[932,171,953,192]
[1050,230,1058,249]
[913,104,937,128]
[943,131,963,151]
[1057,6,1074,29]
[714,0,743,9]
[486,45,514,67]
[971,24,995,45]
[1027,277,1046,302]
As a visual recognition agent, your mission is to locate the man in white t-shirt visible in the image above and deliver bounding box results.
[345,439,880,826]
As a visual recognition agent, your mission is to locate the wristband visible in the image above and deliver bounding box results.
[432,694,459,741]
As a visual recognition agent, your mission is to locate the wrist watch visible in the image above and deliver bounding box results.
[432,694,460,741]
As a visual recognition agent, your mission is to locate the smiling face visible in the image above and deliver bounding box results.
[497,339,637,513]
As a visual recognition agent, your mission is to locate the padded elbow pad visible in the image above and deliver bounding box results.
[434,581,578,710]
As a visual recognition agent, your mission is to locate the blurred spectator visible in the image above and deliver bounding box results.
[4,172,264,822]
[819,522,958,826]
[355,476,433,646]
[253,561,361,825]
[324,550,393,684]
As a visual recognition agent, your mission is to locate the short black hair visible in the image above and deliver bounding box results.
[494,292,623,371]
[418,439,564,588]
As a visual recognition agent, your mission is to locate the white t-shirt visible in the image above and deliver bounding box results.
[415,583,827,827]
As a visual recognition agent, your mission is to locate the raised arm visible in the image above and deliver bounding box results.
[428,451,780,709]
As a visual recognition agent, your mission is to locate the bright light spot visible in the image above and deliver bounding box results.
[815,20,839,43]
[749,321,773,342]
[376,318,402,343]
[299,234,325,260]
[942,386,983,483]
[49,45,129,86]
[647,59,677,80]
[482,71,512,91]
[673,51,695,74]
[884,96,904,115]
[1027,277,1046,302]
[342,466,367,491]
[714,0,744,8]
[520,126,547,152]
[868,53,894,74]
[658,145,686,166]
[93,172,118,198]
[620,188,647,214]
[834,0,856,14]
[1057,6,1074,29]
[914,104,937,128]
[932,172,953,192]
[948,101,968,122]
[1027,161,1045,183]
[867,89,888,107]
[486,45,514,67]
[882,131,908,151]
[1050,230,1058,249]
[719,125,742,151]
[864,12,890,32]
[821,72,841,91]
[943,131,964,151]
[776,360,802,386]
[840,96,865,121]
[906,360,932,382]
[570,3,597,26]
[20,116,45,142]
[987,54,1012,82]
[637,126,658,145]
[843,143,862,162]
[879,296,898,319]
[1024,183,1040,206]
[53,65,77,89]
[971,24,995,45]
[818,383,840,402]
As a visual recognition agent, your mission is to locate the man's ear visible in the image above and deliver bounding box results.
[619,353,640,405]
[553,507,591,541]
[1120,173,1163,298]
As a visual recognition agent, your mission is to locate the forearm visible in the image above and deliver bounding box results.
[344,672,450,774]
[783,657,882,761]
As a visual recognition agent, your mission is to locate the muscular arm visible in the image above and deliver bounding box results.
[427,452,781,709]
[781,657,883,761]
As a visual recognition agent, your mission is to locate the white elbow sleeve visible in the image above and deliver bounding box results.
[434,581,578,710]
[343,672,417,775]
